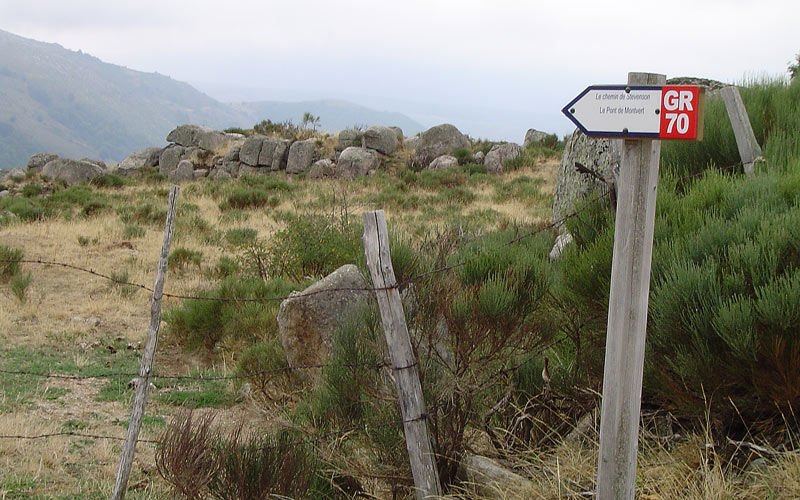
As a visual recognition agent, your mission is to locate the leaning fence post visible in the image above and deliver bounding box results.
[111,185,179,500]
[720,85,762,174]
[362,210,442,500]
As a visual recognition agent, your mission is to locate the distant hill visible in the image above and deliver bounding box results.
[231,100,425,137]
[0,29,424,169]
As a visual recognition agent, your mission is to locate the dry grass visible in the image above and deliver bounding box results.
[3,156,797,498]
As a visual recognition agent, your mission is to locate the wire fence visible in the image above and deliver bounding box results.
[0,159,751,480]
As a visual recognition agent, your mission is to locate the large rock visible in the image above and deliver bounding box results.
[277,265,371,368]
[168,160,195,182]
[116,147,162,177]
[389,126,404,142]
[413,123,470,168]
[42,158,105,185]
[553,130,621,231]
[159,145,185,176]
[334,147,380,179]
[404,135,420,151]
[523,128,550,148]
[308,159,335,179]
[336,129,363,152]
[258,138,280,167]
[271,140,291,171]
[239,134,266,166]
[1,167,26,183]
[362,125,399,155]
[27,153,59,173]
[484,143,521,173]
[167,124,232,152]
[286,139,317,175]
[427,155,458,169]
[459,455,535,499]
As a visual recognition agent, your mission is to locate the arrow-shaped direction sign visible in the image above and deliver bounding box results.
[562,85,704,141]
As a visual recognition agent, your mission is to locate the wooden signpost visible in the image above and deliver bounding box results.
[562,73,703,500]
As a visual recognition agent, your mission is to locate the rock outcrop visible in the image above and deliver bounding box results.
[484,143,521,173]
[335,147,380,179]
[523,128,550,148]
[553,130,620,230]
[336,129,363,152]
[286,139,318,175]
[0,167,25,183]
[41,158,105,185]
[427,155,458,169]
[363,125,399,155]
[116,147,162,176]
[277,265,371,369]
[413,124,470,168]
[27,153,59,173]
[166,124,232,152]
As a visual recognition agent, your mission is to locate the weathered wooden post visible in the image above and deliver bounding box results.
[594,72,665,500]
[111,185,179,500]
[720,85,762,174]
[362,210,442,500]
[563,71,706,499]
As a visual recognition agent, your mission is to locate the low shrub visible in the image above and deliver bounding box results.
[89,173,126,188]
[21,184,41,197]
[265,212,362,281]
[169,247,203,272]
[0,245,23,282]
[164,277,300,352]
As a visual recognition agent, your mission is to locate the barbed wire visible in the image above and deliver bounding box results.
[0,430,159,445]
[0,359,403,383]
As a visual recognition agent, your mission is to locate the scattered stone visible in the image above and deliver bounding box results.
[308,159,335,179]
[548,232,574,261]
[166,124,232,152]
[27,153,59,173]
[237,165,257,177]
[484,143,521,173]
[336,129,363,152]
[459,455,535,499]
[211,168,232,180]
[271,140,291,171]
[193,169,209,179]
[116,147,162,176]
[334,147,380,179]
[277,264,371,369]
[413,123,470,168]
[158,145,185,177]
[286,139,318,175]
[427,155,458,169]
[0,167,25,183]
[404,135,420,151]
[389,126,404,142]
[362,125,399,155]
[553,130,621,231]
[168,159,195,182]
[239,134,266,166]
[86,316,101,327]
[471,151,485,164]
[523,128,550,148]
[41,158,105,185]
[0,190,9,199]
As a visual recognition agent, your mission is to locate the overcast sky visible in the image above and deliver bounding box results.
[1,0,797,141]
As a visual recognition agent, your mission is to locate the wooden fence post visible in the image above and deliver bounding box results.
[362,210,442,500]
[111,185,179,500]
[595,72,665,500]
[720,85,762,174]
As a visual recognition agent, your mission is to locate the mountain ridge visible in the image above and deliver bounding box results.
[0,29,424,169]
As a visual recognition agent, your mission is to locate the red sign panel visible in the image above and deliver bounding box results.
[659,86,704,141]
